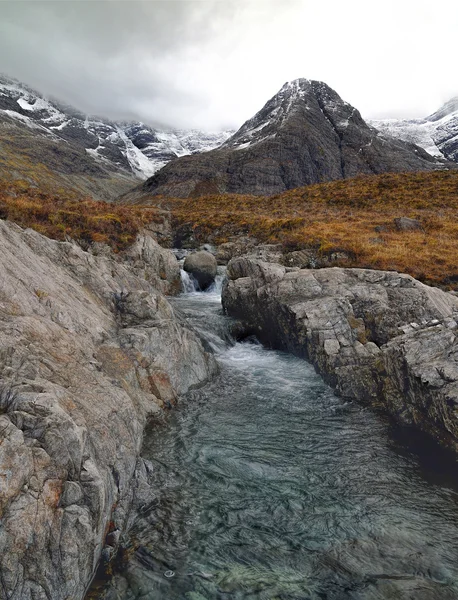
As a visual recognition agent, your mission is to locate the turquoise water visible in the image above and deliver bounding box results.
[97,286,458,600]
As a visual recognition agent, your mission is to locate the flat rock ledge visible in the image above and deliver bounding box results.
[0,221,217,600]
[222,257,458,451]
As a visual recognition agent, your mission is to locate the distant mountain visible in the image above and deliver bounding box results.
[128,78,449,199]
[369,97,458,163]
[0,74,232,199]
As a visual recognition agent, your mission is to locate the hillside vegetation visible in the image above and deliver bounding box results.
[158,170,458,288]
[2,170,458,288]
[0,178,162,251]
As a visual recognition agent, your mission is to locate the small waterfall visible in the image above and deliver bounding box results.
[180,269,199,293]
[180,267,226,296]
[206,270,225,295]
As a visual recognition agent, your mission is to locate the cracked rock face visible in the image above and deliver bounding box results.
[0,221,216,599]
[222,257,458,450]
[131,79,446,199]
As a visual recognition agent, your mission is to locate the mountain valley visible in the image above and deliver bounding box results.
[2,70,458,600]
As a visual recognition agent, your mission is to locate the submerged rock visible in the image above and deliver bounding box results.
[0,220,216,599]
[222,257,458,451]
[184,250,217,290]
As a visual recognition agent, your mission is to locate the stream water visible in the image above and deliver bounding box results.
[96,274,458,600]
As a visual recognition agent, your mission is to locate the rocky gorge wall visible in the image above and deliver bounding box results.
[0,221,216,599]
[222,257,458,451]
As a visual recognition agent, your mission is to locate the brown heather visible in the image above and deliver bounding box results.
[158,170,458,288]
[2,170,458,288]
[0,178,162,252]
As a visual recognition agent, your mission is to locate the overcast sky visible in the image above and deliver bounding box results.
[0,0,457,130]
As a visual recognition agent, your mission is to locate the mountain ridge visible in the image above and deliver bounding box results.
[127,78,449,199]
[0,73,232,195]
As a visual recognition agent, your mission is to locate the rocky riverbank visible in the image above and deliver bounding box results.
[0,221,216,599]
[222,257,458,451]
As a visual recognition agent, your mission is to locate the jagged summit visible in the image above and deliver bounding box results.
[131,78,446,199]
[223,78,353,150]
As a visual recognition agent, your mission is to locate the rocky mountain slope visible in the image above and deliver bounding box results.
[0,219,216,599]
[128,78,449,199]
[370,97,458,163]
[0,74,231,199]
[0,110,138,201]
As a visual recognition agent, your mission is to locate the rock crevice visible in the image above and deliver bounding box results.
[222,257,458,450]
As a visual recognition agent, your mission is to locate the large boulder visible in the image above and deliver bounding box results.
[184,250,217,290]
[0,220,217,600]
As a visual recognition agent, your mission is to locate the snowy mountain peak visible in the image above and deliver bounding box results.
[137,77,444,200]
[279,78,312,95]
[223,78,353,150]
[0,73,232,180]
[428,97,458,122]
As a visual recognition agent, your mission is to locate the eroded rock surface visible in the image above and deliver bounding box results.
[222,257,458,450]
[0,221,216,599]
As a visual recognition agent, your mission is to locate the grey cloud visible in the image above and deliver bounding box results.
[0,0,456,130]
[0,0,243,127]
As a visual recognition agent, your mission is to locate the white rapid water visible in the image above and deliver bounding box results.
[180,269,199,294]
[180,267,226,300]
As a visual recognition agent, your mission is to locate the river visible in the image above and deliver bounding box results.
[93,273,458,600]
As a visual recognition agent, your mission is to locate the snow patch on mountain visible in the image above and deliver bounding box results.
[0,74,233,179]
[369,118,443,157]
[369,97,458,163]
[115,127,161,178]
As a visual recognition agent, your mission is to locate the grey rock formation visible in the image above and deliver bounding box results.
[184,250,218,290]
[215,237,258,265]
[214,238,285,266]
[117,231,181,295]
[0,220,216,599]
[131,79,449,199]
[222,257,458,450]
[393,216,423,232]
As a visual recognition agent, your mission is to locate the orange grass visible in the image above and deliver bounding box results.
[3,170,458,288]
[0,178,163,252]
[157,170,458,288]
